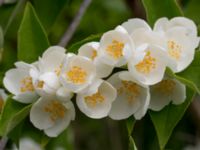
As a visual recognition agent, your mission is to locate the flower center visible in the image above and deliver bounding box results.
[44,100,66,122]
[54,64,63,76]
[67,66,87,84]
[155,79,176,95]
[20,76,34,92]
[106,40,124,59]
[84,92,105,107]
[91,49,97,60]
[167,40,182,60]
[37,80,44,89]
[118,80,140,104]
[135,51,156,74]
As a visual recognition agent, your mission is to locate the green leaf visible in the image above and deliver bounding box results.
[46,128,74,150]
[18,2,50,63]
[0,97,32,136]
[129,136,137,150]
[126,117,136,136]
[68,33,102,53]
[32,0,70,31]
[0,26,3,63]
[142,0,183,26]
[149,87,195,149]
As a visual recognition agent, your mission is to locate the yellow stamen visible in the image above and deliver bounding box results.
[106,40,124,59]
[20,77,34,92]
[117,80,141,104]
[44,100,66,122]
[55,64,63,76]
[91,49,97,60]
[168,40,182,60]
[154,79,176,95]
[67,66,87,84]
[37,80,44,89]
[135,51,156,74]
[84,92,105,107]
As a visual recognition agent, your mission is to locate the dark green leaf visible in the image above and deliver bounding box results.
[32,0,70,32]
[18,2,50,63]
[149,88,195,149]
[0,97,32,136]
[68,33,102,53]
[142,0,183,26]
[126,117,136,136]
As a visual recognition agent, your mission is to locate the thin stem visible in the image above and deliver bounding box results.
[0,137,8,150]
[59,0,92,47]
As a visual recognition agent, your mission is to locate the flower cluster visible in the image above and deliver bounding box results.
[3,17,199,137]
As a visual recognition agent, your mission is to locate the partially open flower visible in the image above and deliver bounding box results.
[149,77,186,111]
[121,18,151,34]
[128,44,168,85]
[78,42,113,78]
[31,46,67,97]
[60,54,96,93]
[98,26,135,67]
[108,71,150,120]
[30,97,75,137]
[3,62,38,103]
[153,17,199,72]
[76,79,116,119]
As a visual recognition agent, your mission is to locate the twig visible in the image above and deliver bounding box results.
[0,137,8,150]
[59,0,92,47]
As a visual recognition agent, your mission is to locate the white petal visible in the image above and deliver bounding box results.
[3,68,29,95]
[172,80,186,105]
[153,17,169,32]
[76,81,116,119]
[14,92,38,103]
[108,72,148,120]
[122,18,151,34]
[39,46,66,72]
[0,89,8,101]
[30,97,55,130]
[44,101,75,137]
[56,87,74,102]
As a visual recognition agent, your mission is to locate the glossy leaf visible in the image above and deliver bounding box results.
[149,88,195,149]
[142,0,183,26]
[0,97,32,136]
[18,2,49,63]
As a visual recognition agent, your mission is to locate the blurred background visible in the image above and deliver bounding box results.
[0,0,200,149]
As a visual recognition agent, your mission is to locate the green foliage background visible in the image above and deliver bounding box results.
[0,0,200,150]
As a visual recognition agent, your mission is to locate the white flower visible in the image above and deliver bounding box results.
[0,89,8,111]
[60,54,96,93]
[184,142,200,150]
[121,18,151,34]
[30,97,75,137]
[76,79,116,119]
[78,42,113,78]
[98,26,135,67]
[153,17,199,72]
[128,44,168,85]
[3,61,38,103]
[107,71,150,120]
[17,138,42,150]
[30,46,71,98]
[149,77,186,111]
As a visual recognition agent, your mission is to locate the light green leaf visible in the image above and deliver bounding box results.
[142,0,183,26]
[68,33,102,53]
[18,2,50,63]
[149,88,195,149]
[129,136,137,150]
[0,97,32,136]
